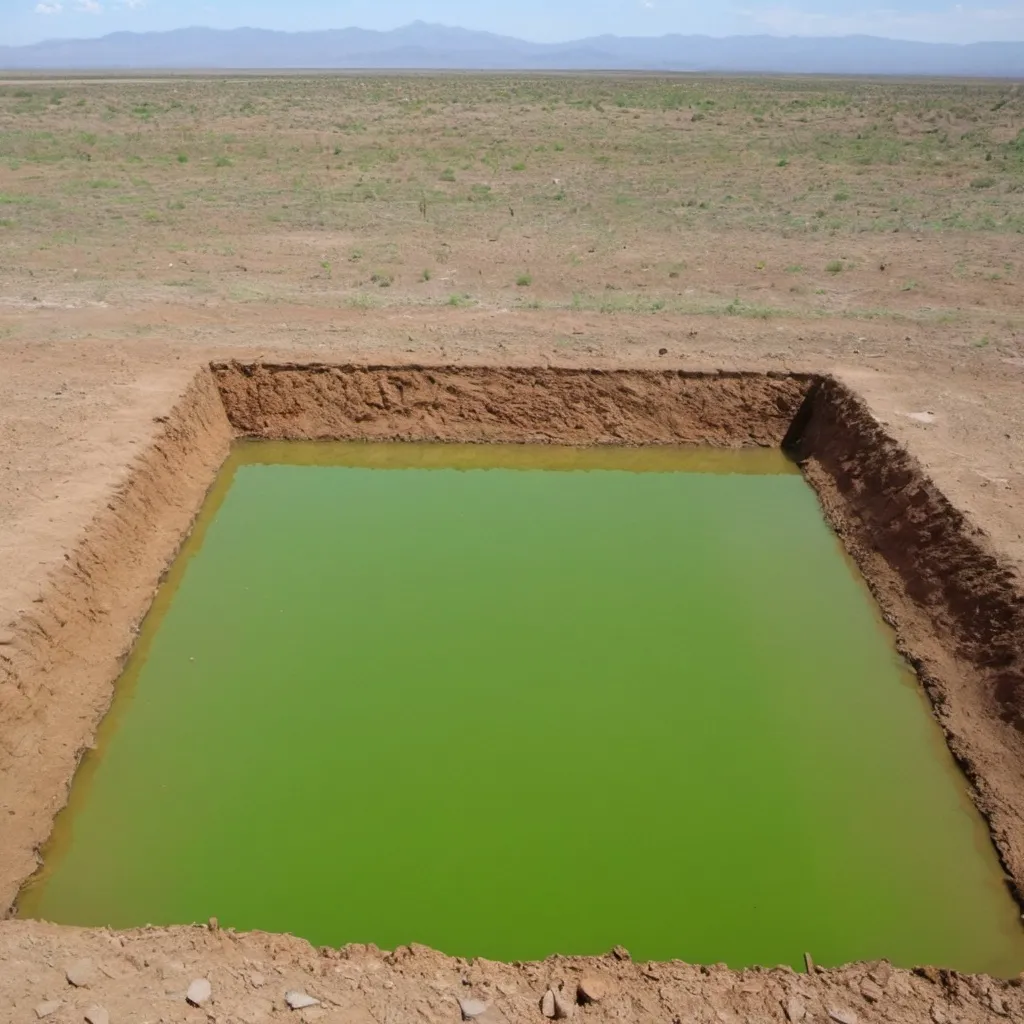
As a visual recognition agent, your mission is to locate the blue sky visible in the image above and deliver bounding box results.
[5,0,1024,46]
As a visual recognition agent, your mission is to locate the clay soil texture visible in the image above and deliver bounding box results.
[1,72,1024,1024]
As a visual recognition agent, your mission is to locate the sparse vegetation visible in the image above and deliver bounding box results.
[0,73,1019,337]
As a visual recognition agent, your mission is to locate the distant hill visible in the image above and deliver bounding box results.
[1,22,1023,76]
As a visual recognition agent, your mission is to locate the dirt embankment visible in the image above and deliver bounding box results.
[788,377,1024,899]
[211,363,812,447]
[2,919,1022,1024]
[0,368,233,913]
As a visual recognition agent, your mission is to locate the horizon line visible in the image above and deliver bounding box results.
[5,21,1024,50]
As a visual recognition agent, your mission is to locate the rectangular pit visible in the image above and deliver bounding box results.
[2,365,1024,990]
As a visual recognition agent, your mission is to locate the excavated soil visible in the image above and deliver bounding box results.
[0,370,234,913]
[787,380,1024,902]
[210,363,812,447]
[3,919,1023,1024]
[3,360,1024,1024]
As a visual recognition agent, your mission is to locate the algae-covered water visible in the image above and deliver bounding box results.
[19,442,1024,975]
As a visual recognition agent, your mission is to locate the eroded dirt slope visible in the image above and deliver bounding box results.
[2,920,1021,1024]
[212,363,810,445]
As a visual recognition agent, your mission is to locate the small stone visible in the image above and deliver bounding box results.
[829,1009,858,1024]
[576,977,609,1004]
[930,1001,947,1024]
[285,991,320,1010]
[552,991,573,1019]
[84,1007,109,1024]
[458,997,490,1020]
[66,959,96,988]
[541,990,556,1018]
[187,978,212,1007]
[784,996,806,1022]
[250,972,266,988]
[987,992,1008,1016]
[208,916,219,931]
[610,945,630,961]
[915,966,940,984]
[869,962,892,987]
[34,1002,61,1020]
[860,979,883,1003]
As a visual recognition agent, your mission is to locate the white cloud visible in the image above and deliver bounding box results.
[122,0,145,7]
[741,3,1024,43]
[75,0,102,10]
[34,2,63,12]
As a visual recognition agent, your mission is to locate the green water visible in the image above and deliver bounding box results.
[19,442,1024,974]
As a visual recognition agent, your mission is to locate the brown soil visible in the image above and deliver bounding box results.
[211,363,811,445]
[787,379,1024,902]
[3,919,1023,1024]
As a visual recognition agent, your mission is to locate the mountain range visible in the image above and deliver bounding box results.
[1,22,1023,76]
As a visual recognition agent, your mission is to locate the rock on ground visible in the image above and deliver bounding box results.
[577,976,610,1004]
[459,997,491,1019]
[540,990,556,1018]
[285,989,320,1010]
[552,990,574,1019]
[830,1008,859,1024]
[65,958,96,988]
[861,980,884,1003]
[186,977,212,1006]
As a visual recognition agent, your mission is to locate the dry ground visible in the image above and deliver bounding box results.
[2,73,1024,1023]
[0,74,1023,331]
